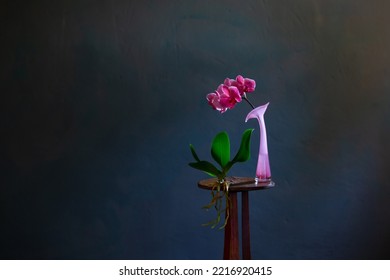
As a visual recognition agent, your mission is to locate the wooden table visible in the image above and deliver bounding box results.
[198,177,275,260]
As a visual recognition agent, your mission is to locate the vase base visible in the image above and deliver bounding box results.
[255,177,272,184]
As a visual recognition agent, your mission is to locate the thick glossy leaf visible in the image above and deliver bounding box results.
[189,144,200,162]
[211,131,230,169]
[232,128,254,163]
[188,161,222,178]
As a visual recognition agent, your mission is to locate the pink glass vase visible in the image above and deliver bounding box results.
[245,102,271,183]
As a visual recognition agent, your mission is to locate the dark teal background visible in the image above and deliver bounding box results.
[1,0,390,259]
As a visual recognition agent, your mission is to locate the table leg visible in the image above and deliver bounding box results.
[223,192,239,259]
[242,191,251,260]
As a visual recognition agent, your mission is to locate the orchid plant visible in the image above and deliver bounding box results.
[189,75,261,228]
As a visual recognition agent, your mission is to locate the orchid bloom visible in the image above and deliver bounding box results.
[206,84,242,113]
[224,75,256,95]
[207,75,256,113]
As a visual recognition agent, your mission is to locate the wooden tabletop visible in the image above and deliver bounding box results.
[198,176,275,192]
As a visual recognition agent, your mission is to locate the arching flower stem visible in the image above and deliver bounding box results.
[242,94,255,109]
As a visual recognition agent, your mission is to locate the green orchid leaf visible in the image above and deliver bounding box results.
[232,128,254,163]
[189,161,222,178]
[189,144,201,162]
[211,131,230,169]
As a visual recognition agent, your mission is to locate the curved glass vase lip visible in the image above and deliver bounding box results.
[245,102,270,122]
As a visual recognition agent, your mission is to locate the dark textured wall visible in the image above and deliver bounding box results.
[1,0,390,259]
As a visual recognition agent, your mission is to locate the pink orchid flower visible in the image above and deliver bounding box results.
[206,84,242,113]
[224,75,256,95]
